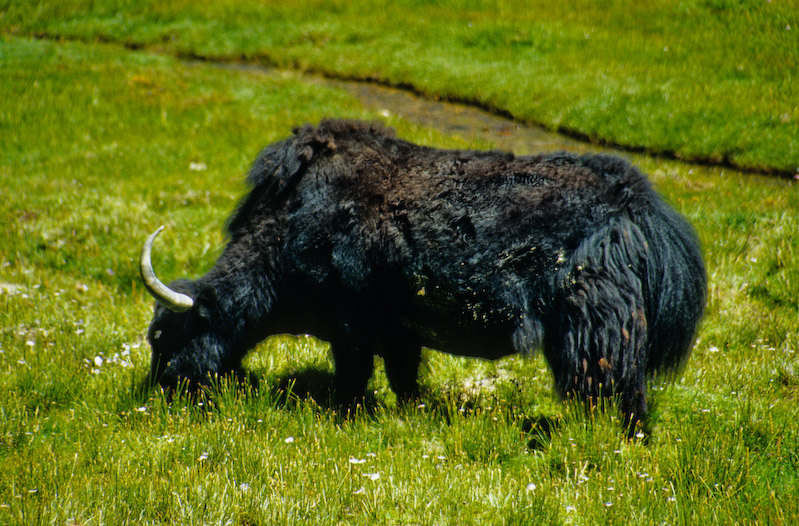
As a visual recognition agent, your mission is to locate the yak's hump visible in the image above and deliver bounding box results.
[228,120,393,234]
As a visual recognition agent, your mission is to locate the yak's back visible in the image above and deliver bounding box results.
[229,119,660,237]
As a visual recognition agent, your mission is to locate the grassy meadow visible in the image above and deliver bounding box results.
[2,0,798,175]
[1,3,799,525]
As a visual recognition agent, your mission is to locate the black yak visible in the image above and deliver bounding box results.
[140,120,705,434]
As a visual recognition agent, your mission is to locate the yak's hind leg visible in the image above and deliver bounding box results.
[546,217,651,437]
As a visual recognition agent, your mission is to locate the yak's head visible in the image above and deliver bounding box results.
[140,226,220,390]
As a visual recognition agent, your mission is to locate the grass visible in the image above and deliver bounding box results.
[2,0,798,175]
[1,24,799,526]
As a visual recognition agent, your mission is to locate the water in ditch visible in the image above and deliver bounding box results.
[210,61,608,158]
[325,78,599,156]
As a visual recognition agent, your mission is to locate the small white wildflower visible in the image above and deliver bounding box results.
[349,457,367,465]
[189,162,207,172]
[284,436,295,444]
[708,346,719,353]
[353,487,366,495]
[526,483,537,491]
[94,356,104,367]
[636,431,646,439]
[422,454,430,459]
[0,283,23,295]
[604,502,613,507]
[436,455,446,461]
[565,506,576,512]
[366,452,376,457]
[76,329,84,335]
[668,496,676,502]
[417,403,426,409]
[198,452,209,462]
[26,340,35,347]
[239,483,251,492]
[364,472,380,481]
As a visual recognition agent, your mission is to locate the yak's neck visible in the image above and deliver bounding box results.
[204,246,280,346]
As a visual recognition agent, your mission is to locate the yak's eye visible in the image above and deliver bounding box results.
[153,329,163,340]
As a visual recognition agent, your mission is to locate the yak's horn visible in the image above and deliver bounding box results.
[139,226,195,312]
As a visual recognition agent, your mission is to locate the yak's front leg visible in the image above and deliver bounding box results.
[330,321,375,409]
[380,330,422,403]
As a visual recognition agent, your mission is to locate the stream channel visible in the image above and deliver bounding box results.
[327,77,599,156]
[212,60,785,181]
[213,61,622,159]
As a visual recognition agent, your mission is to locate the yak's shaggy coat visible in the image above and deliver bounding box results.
[143,120,706,432]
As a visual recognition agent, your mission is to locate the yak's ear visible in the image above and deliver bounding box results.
[195,285,218,321]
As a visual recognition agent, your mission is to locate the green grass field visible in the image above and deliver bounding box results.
[1,3,799,524]
[2,0,798,175]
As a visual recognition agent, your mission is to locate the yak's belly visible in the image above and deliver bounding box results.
[403,293,521,360]
[419,327,518,360]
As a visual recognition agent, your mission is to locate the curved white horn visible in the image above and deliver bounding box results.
[139,226,195,312]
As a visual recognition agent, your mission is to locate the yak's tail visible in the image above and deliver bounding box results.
[636,196,706,375]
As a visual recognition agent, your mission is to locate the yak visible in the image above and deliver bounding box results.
[140,120,706,434]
